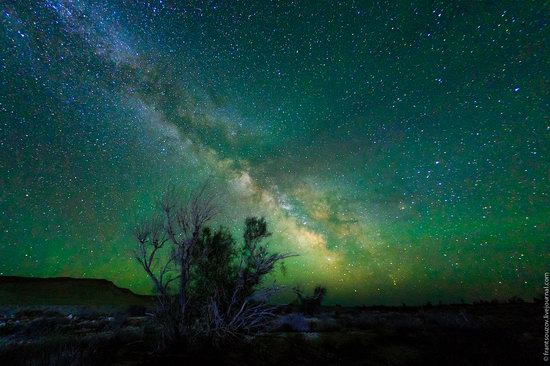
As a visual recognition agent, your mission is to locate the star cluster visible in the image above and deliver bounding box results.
[1,1,548,305]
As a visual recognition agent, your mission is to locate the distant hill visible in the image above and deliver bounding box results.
[0,276,153,306]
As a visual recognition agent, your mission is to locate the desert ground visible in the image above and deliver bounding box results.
[0,301,541,366]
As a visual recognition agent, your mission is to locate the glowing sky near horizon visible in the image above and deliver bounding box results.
[1,0,548,305]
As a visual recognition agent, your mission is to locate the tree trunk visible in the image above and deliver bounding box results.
[178,231,200,334]
[179,250,188,332]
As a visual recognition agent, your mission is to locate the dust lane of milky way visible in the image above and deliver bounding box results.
[0,1,548,305]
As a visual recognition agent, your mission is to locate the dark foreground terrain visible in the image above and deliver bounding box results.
[0,302,542,366]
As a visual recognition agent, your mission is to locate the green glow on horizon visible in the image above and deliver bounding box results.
[1,1,548,305]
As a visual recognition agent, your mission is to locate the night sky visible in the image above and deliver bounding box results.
[1,1,548,305]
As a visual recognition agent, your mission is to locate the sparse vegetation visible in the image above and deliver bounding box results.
[293,285,327,315]
[133,185,294,344]
[0,191,539,365]
[0,301,541,365]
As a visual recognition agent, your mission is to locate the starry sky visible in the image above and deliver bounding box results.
[1,0,548,305]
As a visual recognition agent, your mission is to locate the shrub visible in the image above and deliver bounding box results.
[133,186,295,344]
[293,285,327,315]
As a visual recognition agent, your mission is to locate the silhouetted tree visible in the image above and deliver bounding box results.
[293,285,327,315]
[134,185,294,342]
[195,217,296,338]
[134,184,217,338]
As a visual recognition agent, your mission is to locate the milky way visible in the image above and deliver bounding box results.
[1,1,548,305]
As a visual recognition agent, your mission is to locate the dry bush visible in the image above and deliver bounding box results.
[134,185,295,344]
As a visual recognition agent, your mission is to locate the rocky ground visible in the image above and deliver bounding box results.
[0,302,543,365]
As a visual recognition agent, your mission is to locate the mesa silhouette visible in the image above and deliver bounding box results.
[0,276,151,306]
